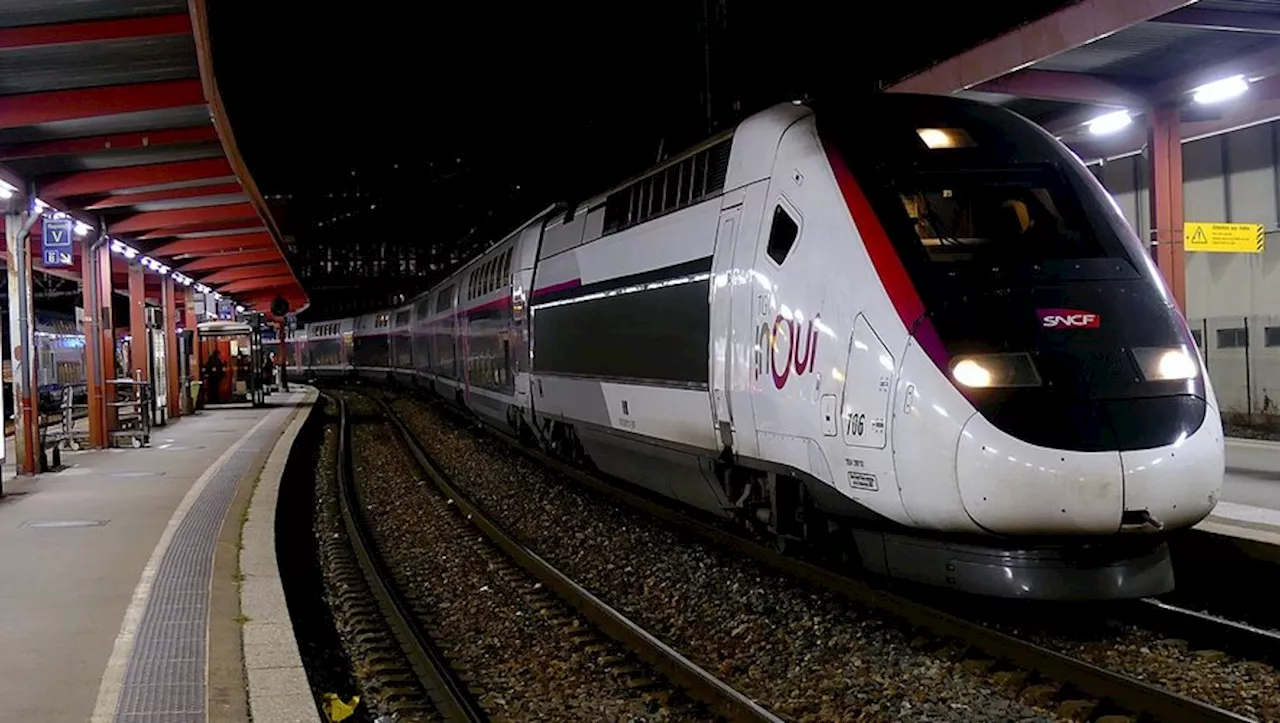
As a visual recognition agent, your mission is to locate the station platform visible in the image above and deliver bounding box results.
[0,388,316,722]
[1193,438,1280,546]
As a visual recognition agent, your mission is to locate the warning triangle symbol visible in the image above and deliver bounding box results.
[1189,226,1209,245]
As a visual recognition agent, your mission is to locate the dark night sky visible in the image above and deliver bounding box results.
[205,1,1077,274]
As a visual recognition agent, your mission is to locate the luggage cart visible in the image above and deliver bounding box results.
[54,384,91,451]
[107,374,151,448]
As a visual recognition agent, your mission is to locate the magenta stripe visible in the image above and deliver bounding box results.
[461,295,512,316]
[531,278,581,299]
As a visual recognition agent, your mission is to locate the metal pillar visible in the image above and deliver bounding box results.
[162,278,179,420]
[1149,106,1187,312]
[6,207,38,475]
[79,233,110,448]
[127,263,147,381]
[278,320,289,392]
[184,286,198,408]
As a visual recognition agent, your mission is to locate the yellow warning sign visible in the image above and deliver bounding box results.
[1184,222,1265,253]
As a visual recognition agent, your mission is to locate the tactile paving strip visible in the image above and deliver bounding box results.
[113,408,286,723]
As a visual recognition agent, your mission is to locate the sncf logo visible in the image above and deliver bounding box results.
[1039,308,1101,329]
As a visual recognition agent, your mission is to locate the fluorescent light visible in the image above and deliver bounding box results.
[109,239,140,259]
[1193,74,1248,104]
[73,221,92,237]
[1087,110,1132,135]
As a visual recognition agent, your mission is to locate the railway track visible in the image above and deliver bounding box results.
[332,394,486,721]
[380,387,1258,723]
[338,389,783,722]
[1129,597,1280,672]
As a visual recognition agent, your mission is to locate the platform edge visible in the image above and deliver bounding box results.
[240,386,321,723]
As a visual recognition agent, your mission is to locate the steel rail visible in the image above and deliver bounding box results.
[333,394,488,722]
[1136,597,1280,669]
[379,396,783,723]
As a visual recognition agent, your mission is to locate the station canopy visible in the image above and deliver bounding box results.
[0,0,307,317]
[888,0,1280,163]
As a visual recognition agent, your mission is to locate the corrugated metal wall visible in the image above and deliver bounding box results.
[1094,121,1280,416]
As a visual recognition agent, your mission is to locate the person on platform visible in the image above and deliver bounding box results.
[204,350,226,404]
[261,352,276,393]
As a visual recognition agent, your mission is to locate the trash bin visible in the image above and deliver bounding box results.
[189,380,202,412]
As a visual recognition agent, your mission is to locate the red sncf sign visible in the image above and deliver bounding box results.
[1039,308,1101,329]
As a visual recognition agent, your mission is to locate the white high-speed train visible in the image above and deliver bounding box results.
[290,95,1224,599]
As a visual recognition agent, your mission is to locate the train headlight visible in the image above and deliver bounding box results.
[949,353,1042,389]
[1133,347,1198,381]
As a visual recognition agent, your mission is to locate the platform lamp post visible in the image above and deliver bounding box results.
[5,185,42,483]
[271,295,290,392]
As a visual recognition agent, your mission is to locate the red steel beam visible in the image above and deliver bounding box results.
[179,249,282,271]
[0,79,204,131]
[1051,45,1280,137]
[887,0,1198,94]
[1067,93,1280,162]
[137,219,262,239]
[148,232,273,257]
[0,13,191,49]
[108,202,258,234]
[972,68,1149,109]
[42,158,231,198]
[0,126,217,162]
[85,181,242,210]
[189,0,307,314]
[1152,7,1280,35]
[1151,41,1280,102]
[216,276,296,294]
[200,263,290,285]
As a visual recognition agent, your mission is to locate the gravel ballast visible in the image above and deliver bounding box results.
[1012,623,1280,721]
[389,396,1066,723]
[347,392,699,721]
[312,400,437,721]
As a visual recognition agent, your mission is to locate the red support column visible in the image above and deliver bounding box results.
[79,234,111,447]
[99,249,118,438]
[1149,106,1187,312]
[162,278,179,420]
[127,264,148,382]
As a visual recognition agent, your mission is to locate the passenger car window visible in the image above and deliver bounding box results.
[766,205,799,264]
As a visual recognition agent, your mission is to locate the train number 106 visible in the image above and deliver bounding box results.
[845,413,866,437]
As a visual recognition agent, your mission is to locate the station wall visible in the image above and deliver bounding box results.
[1094,120,1280,417]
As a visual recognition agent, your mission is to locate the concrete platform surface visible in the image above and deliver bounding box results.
[240,387,320,723]
[0,391,310,722]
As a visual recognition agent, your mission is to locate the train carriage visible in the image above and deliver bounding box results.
[389,304,415,386]
[303,318,353,378]
[303,95,1225,600]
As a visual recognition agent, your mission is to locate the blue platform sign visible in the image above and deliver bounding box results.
[42,217,74,267]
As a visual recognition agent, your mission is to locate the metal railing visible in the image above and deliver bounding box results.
[1189,315,1280,424]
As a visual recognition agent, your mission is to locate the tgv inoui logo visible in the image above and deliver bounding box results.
[1039,308,1101,329]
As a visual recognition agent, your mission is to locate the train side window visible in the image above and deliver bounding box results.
[766,204,799,265]
[1265,327,1280,347]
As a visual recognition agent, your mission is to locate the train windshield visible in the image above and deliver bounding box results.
[821,95,1151,290]
[895,165,1104,265]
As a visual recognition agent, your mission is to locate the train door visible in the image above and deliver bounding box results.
[747,120,849,485]
[709,189,760,459]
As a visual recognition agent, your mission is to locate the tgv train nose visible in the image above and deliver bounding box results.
[954,409,1223,535]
